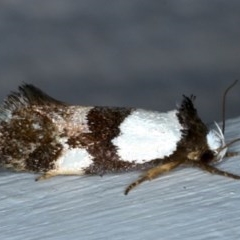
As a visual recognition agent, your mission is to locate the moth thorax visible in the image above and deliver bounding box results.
[206,122,227,162]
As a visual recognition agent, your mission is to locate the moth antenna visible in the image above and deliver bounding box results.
[222,80,238,134]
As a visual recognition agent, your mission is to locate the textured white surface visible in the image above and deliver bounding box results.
[112,109,183,162]
[0,117,240,240]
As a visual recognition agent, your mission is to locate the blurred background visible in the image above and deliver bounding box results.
[0,0,240,123]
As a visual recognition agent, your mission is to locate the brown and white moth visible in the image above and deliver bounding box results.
[0,82,239,194]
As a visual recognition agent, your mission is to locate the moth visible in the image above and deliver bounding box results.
[0,82,239,195]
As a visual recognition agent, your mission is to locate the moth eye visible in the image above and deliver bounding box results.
[200,150,215,163]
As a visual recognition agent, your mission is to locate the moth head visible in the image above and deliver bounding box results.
[206,122,227,162]
[189,80,239,164]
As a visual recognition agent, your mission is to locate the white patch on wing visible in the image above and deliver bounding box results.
[112,109,183,163]
[43,106,93,135]
[55,146,93,175]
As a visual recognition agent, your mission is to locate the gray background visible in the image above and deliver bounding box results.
[0,0,240,123]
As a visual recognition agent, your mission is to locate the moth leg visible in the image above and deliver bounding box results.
[196,163,240,180]
[35,171,58,181]
[125,160,182,195]
[35,170,85,181]
[225,151,239,157]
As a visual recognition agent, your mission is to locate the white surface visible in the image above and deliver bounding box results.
[113,109,183,162]
[1,117,240,240]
